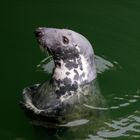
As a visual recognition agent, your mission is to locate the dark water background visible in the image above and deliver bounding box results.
[0,0,140,139]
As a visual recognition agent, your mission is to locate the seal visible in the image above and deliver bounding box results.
[21,27,98,127]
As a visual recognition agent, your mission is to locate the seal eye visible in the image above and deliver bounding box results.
[62,36,69,44]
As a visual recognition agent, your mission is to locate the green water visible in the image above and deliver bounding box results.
[1,0,140,139]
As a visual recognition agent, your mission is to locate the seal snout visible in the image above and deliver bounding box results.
[35,27,45,38]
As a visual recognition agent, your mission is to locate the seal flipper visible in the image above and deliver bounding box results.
[21,82,66,117]
[21,84,68,127]
[21,84,43,114]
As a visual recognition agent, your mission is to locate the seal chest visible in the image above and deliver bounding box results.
[21,27,97,126]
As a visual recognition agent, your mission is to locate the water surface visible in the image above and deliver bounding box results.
[0,0,140,140]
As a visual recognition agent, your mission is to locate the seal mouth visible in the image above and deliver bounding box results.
[35,28,53,61]
[37,39,53,58]
[35,27,53,67]
[38,42,54,66]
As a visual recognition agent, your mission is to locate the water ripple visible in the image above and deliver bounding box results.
[97,112,140,138]
[85,90,140,139]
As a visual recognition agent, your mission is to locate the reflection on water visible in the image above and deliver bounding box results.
[95,55,120,74]
[84,90,140,111]
[59,119,89,127]
[99,111,140,138]
[86,90,140,140]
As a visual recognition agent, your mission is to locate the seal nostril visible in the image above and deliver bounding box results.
[35,30,44,38]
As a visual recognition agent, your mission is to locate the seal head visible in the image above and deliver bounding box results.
[35,28,96,92]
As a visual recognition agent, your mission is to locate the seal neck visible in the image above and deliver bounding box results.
[52,54,96,97]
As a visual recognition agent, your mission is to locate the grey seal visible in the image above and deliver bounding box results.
[21,27,100,127]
